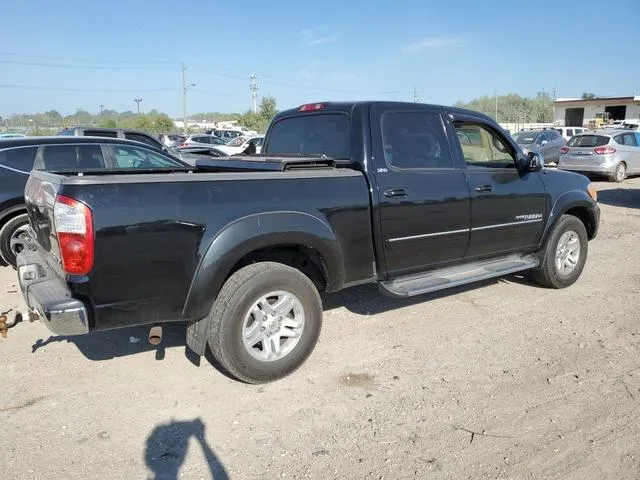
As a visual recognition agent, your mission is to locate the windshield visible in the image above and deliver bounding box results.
[567,135,610,147]
[513,132,539,145]
[265,113,351,159]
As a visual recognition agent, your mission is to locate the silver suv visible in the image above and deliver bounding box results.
[558,130,640,182]
[512,129,566,165]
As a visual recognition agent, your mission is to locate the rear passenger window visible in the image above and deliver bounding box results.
[0,147,38,172]
[454,122,516,169]
[622,133,638,146]
[38,145,105,170]
[124,132,161,149]
[566,129,573,137]
[381,111,452,169]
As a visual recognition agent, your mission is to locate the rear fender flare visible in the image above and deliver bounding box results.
[182,211,344,322]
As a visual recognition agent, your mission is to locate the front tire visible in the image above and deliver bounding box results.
[0,213,29,268]
[532,214,588,289]
[207,262,323,384]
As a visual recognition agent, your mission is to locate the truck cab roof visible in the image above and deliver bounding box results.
[274,101,494,123]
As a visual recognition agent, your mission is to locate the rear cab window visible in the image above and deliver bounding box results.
[568,135,610,147]
[265,113,351,159]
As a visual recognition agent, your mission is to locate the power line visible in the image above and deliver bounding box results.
[0,84,177,93]
[0,51,176,65]
[191,65,404,95]
[0,59,174,70]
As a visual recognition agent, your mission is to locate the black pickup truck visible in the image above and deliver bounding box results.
[17,101,600,383]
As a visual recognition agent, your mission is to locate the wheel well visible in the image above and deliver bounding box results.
[229,245,328,291]
[565,207,596,239]
[0,207,27,229]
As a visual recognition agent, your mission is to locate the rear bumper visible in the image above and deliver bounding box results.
[16,249,89,335]
[558,155,618,174]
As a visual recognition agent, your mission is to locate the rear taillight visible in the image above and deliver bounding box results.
[594,146,616,155]
[560,147,570,154]
[54,195,94,275]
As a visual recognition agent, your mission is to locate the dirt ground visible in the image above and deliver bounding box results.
[1,178,640,480]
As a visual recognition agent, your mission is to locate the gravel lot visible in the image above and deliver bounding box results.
[1,178,640,480]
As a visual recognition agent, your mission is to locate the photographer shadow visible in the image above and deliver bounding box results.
[145,418,228,480]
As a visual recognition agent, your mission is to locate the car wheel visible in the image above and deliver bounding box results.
[532,214,588,289]
[0,213,30,268]
[610,162,626,183]
[207,262,322,384]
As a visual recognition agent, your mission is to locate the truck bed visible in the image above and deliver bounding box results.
[24,166,376,331]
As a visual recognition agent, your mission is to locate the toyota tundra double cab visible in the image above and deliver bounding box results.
[17,101,600,383]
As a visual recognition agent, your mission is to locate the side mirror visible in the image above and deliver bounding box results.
[520,152,543,172]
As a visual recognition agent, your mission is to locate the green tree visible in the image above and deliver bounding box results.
[259,96,277,121]
[150,114,175,133]
[99,118,118,128]
[238,96,279,133]
[581,92,597,99]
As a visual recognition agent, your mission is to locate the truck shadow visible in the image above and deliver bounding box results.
[30,274,532,363]
[322,273,536,315]
[597,188,640,209]
[145,417,229,480]
[31,323,187,361]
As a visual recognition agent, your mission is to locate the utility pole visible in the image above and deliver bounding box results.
[249,74,258,113]
[182,62,195,134]
[494,90,498,122]
[413,87,422,103]
[134,98,142,115]
[99,104,104,115]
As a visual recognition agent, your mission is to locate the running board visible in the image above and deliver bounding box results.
[379,254,540,298]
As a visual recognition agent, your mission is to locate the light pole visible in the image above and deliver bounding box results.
[182,62,195,134]
[134,98,143,115]
[99,104,104,115]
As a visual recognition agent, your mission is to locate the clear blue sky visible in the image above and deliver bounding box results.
[2,0,639,118]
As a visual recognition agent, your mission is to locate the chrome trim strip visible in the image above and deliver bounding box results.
[388,219,543,243]
[388,228,470,243]
[471,219,543,231]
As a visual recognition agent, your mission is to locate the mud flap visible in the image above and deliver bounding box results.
[185,316,210,357]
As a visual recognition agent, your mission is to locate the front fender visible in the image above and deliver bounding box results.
[181,211,344,322]
[542,189,599,243]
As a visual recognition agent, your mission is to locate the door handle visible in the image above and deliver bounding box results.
[475,184,495,193]
[384,188,408,198]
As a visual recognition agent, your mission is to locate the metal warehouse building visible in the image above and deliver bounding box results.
[554,96,640,128]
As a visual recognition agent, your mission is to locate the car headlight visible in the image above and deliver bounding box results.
[521,148,529,155]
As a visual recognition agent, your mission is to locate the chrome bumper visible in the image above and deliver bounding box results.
[16,249,89,335]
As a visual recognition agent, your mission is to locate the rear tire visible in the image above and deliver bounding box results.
[531,214,588,289]
[0,213,29,268]
[207,262,322,384]
[610,162,626,183]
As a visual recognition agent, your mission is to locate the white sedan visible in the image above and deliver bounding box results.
[215,135,264,156]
